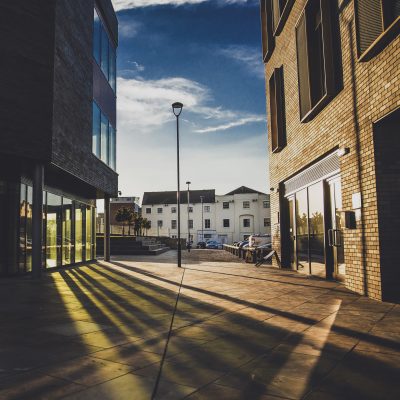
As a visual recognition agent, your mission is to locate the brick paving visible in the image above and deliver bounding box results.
[0,250,399,399]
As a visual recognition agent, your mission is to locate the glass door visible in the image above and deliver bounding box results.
[288,196,296,269]
[328,177,345,281]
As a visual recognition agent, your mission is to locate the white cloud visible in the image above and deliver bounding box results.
[112,0,253,11]
[119,19,142,37]
[219,45,265,79]
[117,76,265,135]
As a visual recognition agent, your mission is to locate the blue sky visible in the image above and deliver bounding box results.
[112,0,269,200]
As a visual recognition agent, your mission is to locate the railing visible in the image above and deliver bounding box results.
[223,244,272,265]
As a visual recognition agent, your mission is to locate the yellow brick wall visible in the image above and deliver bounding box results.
[265,0,400,301]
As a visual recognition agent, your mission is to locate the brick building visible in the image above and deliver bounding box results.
[260,0,399,301]
[0,0,118,275]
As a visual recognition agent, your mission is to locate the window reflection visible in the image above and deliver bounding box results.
[308,182,325,277]
[62,198,73,266]
[75,204,84,263]
[101,112,109,165]
[46,193,62,268]
[86,206,92,261]
[93,8,101,64]
[296,188,309,272]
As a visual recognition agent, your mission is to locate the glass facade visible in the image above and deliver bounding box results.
[93,101,116,170]
[295,188,309,272]
[17,185,96,273]
[93,7,117,92]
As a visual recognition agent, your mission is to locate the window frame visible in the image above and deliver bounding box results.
[157,208,163,214]
[272,0,295,36]
[204,219,211,229]
[263,200,270,208]
[222,202,230,209]
[171,220,177,229]
[145,208,151,214]
[260,0,275,62]
[243,219,251,228]
[243,201,250,209]
[171,207,177,213]
[269,66,286,153]
[355,0,400,61]
[295,0,339,123]
[223,219,230,228]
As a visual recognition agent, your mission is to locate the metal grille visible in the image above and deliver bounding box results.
[284,152,340,196]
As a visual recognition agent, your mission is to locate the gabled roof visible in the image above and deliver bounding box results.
[225,186,266,196]
[142,190,215,205]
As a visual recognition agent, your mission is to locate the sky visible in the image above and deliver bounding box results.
[112,0,269,202]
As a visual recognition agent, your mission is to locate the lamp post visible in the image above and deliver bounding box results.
[186,181,191,252]
[172,102,183,268]
[200,195,204,244]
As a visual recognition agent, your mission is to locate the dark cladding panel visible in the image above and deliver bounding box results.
[0,0,55,162]
[51,0,118,196]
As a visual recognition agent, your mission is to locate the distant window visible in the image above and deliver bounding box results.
[92,102,101,157]
[355,0,400,60]
[269,66,286,152]
[171,220,177,229]
[157,208,163,214]
[188,220,193,229]
[188,206,193,213]
[223,219,230,228]
[260,0,275,62]
[263,200,270,208]
[243,201,250,209]
[148,221,151,228]
[264,218,271,227]
[146,208,151,214]
[205,219,211,229]
[223,202,230,209]
[204,234,212,239]
[243,219,251,228]
[171,207,176,213]
[93,9,101,64]
[157,220,163,228]
[204,206,210,212]
[101,112,109,165]
[296,0,340,122]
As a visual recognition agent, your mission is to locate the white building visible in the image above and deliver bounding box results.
[142,186,270,244]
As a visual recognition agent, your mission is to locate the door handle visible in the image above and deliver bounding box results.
[334,229,342,247]
[328,229,333,246]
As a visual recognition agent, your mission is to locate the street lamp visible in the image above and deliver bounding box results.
[186,181,191,252]
[200,195,204,243]
[172,102,183,268]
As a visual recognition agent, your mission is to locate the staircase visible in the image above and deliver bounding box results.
[96,236,170,256]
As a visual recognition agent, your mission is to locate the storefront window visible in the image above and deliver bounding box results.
[296,188,309,272]
[26,186,33,272]
[86,206,92,261]
[46,193,62,268]
[75,203,84,263]
[308,182,325,277]
[62,198,73,266]
[19,184,27,272]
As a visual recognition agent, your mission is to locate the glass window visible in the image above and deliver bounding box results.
[264,218,271,227]
[26,186,33,272]
[296,188,309,272]
[204,206,210,212]
[188,220,193,229]
[243,201,250,208]
[157,208,163,214]
[223,219,230,228]
[109,45,116,92]
[46,193,62,268]
[101,112,109,164]
[75,203,84,263]
[92,102,101,157]
[157,220,163,228]
[171,207,176,213]
[62,198,73,266]
[243,219,250,228]
[188,206,193,213]
[223,202,230,209]
[263,200,270,208]
[109,123,116,170]
[101,27,109,78]
[308,182,325,277]
[205,219,210,229]
[171,220,177,229]
[86,206,93,261]
[19,184,27,272]
[146,208,151,214]
[93,8,101,64]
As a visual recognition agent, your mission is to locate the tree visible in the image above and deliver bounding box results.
[141,218,151,236]
[133,213,143,236]
[115,207,134,236]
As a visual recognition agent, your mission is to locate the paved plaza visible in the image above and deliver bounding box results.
[0,250,399,399]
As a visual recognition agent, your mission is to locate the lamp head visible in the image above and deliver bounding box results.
[172,102,183,117]
[186,181,191,186]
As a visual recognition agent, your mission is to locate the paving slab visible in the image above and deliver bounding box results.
[0,249,398,399]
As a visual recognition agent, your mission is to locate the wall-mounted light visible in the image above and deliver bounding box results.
[270,187,275,192]
[338,147,350,157]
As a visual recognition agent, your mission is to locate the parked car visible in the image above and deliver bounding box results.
[206,240,222,249]
[196,241,206,249]
[238,240,249,248]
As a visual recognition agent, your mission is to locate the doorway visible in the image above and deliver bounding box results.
[327,176,346,281]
